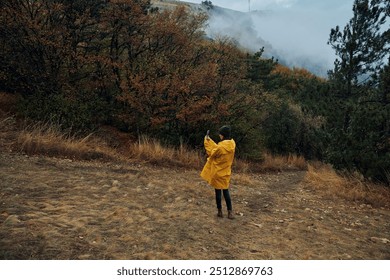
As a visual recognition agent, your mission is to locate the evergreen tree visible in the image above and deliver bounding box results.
[379,57,390,104]
[325,0,390,184]
[328,0,389,96]
[245,48,278,89]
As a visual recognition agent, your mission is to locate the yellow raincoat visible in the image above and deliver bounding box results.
[200,137,236,189]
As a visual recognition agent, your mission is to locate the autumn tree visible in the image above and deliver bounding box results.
[117,6,212,143]
[0,0,154,129]
[0,0,112,128]
[0,0,71,94]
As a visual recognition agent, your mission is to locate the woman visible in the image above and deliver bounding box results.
[200,125,236,219]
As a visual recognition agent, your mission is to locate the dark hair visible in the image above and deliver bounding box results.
[219,125,231,140]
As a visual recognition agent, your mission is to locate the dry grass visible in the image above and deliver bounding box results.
[234,158,251,173]
[258,153,307,172]
[128,138,307,174]
[128,136,203,169]
[16,122,118,161]
[13,121,390,209]
[305,163,390,208]
[0,116,16,130]
[231,173,257,187]
[10,118,310,173]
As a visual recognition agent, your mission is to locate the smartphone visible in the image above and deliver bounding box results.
[206,130,210,136]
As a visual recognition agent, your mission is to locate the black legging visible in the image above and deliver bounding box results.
[215,189,232,211]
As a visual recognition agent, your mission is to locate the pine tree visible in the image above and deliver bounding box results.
[328,0,389,96]
[380,57,390,104]
[325,0,390,184]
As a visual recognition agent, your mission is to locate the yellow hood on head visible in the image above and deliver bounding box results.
[218,139,236,153]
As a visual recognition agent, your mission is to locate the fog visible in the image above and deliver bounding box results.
[194,0,355,76]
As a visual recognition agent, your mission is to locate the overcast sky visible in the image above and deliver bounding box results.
[194,0,354,12]
[193,0,356,74]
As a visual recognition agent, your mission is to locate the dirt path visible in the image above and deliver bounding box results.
[1,152,389,259]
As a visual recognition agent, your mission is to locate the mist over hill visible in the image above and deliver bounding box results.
[152,0,331,76]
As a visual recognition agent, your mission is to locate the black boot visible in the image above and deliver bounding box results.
[217,209,223,218]
[228,210,235,220]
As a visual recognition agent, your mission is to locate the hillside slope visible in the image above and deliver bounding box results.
[151,0,328,76]
[152,0,272,53]
[1,151,389,259]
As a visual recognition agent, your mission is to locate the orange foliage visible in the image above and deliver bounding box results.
[1,0,262,144]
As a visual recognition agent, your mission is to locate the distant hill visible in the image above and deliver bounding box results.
[151,0,328,76]
[151,0,272,53]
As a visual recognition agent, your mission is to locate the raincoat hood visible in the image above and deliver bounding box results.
[218,139,236,153]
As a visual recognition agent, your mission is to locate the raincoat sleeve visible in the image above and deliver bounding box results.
[204,137,218,157]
